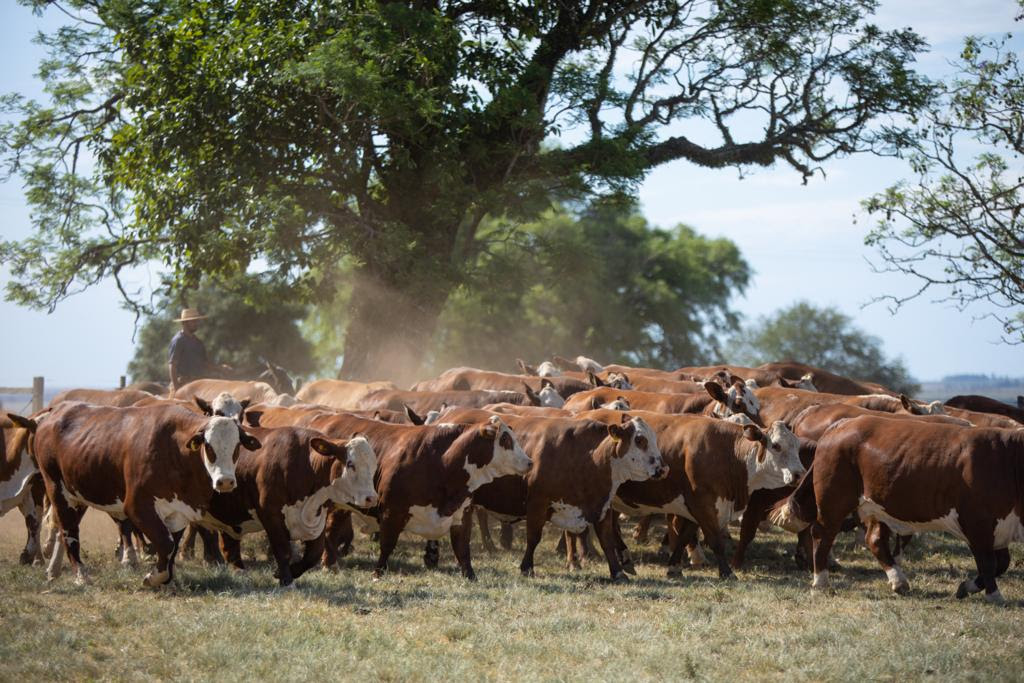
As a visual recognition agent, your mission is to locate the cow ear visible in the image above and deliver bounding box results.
[590,396,601,411]
[588,371,605,387]
[244,411,263,428]
[779,377,793,388]
[704,381,727,403]
[620,412,631,424]
[742,425,764,443]
[194,396,213,415]
[186,432,205,451]
[404,404,424,426]
[238,428,261,451]
[6,413,36,432]
[729,375,744,386]
[478,423,498,440]
[517,359,537,376]
[607,423,627,442]
[541,379,553,390]
[239,398,251,411]
[310,437,344,457]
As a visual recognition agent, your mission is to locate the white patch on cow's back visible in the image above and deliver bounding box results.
[994,511,1024,548]
[858,498,968,541]
[0,454,38,515]
[549,502,588,533]
[405,501,470,539]
[154,496,202,533]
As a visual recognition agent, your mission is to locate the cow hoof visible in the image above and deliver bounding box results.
[277,582,297,591]
[520,568,535,578]
[463,571,477,582]
[891,581,910,595]
[622,561,637,576]
[985,590,1006,606]
[955,582,970,600]
[611,572,630,583]
[666,564,683,578]
[74,571,91,586]
[567,561,582,572]
[19,551,33,566]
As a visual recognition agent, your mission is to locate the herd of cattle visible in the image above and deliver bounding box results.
[2,356,1024,604]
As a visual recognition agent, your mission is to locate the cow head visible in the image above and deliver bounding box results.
[741,420,804,490]
[536,361,561,378]
[463,416,531,489]
[605,372,633,390]
[705,369,733,389]
[576,355,605,374]
[538,380,565,408]
[705,381,762,424]
[312,435,378,508]
[185,417,261,492]
[590,395,631,411]
[899,394,944,415]
[607,416,667,481]
[516,358,538,376]
[194,393,248,423]
[258,360,296,395]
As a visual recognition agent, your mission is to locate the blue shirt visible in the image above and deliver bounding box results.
[168,331,208,383]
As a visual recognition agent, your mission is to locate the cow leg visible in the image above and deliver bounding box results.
[126,499,180,588]
[565,532,582,571]
[321,509,353,570]
[46,482,88,584]
[196,526,225,565]
[594,514,626,581]
[423,540,441,568]
[795,529,813,570]
[373,512,404,579]
[290,535,326,582]
[18,491,43,566]
[259,516,298,587]
[893,533,914,566]
[555,531,567,555]
[450,506,476,580]
[180,524,198,560]
[864,519,909,594]
[957,535,1003,604]
[633,514,653,544]
[499,521,514,550]
[691,507,733,579]
[994,548,1011,578]
[519,501,547,577]
[666,516,698,576]
[219,533,245,570]
[581,525,600,559]
[732,490,777,570]
[810,521,840,591]
[116,519,140,568]
[611,516,636,575]
[475,507,497,553]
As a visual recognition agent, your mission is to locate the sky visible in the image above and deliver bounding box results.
[1,1,1023,387]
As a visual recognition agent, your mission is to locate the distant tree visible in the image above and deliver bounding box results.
[430,199,750,372]
[0,0,932,383]
[729,301,920,395]
[863,33,1024,342]
[128,275,315,383]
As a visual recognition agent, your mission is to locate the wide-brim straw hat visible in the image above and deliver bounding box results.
[173,308,208,322]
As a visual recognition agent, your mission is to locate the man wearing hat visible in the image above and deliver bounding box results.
[168,308,228,393]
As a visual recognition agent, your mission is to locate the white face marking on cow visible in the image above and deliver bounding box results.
[606,373,633,391]
[723,413,755,426]
[405,500,471,539]
[576,356,604,374]
[745,421,803,491]
[271,393,298,407]
[210,392,243,420]
[745,378,759,391]
[611,418,665,485]
[330,436,379,509]
[796,374,818,392]
[924,401,945,415]
[729,383,761,421]
[153,496,202,533]
[549,502,589,533]
[201,417,242,492]
[464,417,532,491]
[536,361,561,377]
[424,410,441,424]
[538,384,565,408]
[602,398,631,410]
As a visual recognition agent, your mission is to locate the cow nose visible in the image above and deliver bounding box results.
[215,477,236,492]
[364,494,379,507]
[656,466,669,480]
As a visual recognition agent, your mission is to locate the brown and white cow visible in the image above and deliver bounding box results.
[271,411,531,579]
[33,402,261,586]
[774,415,1024,603]
[357,389,537,414]
[944,395,1024,426]
[2,414,44,565]
[414,367,590,399]
[441,409,667,580]
[578,409,804,578]
[202,426,377,586]
[174,379,279,405]
[294,379,399,410]
[49,388,155,408]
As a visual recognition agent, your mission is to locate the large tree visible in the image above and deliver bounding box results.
[863,32,1024,342]
[729,301,920,394]
[1,0,931,382]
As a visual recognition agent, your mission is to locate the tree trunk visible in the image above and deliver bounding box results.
[338,269,453,385]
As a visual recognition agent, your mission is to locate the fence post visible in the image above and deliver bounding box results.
[32,376,44,413]
[119,375,126,389]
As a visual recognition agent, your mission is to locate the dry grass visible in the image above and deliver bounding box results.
[2,509,1024,681]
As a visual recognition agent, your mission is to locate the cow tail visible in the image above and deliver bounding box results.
[769,463,816,532]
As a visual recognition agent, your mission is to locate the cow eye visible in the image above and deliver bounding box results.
[635,435,648,450]
[499,432,513,449]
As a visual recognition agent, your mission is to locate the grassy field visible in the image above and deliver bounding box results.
[2,510,1023,682]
